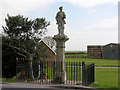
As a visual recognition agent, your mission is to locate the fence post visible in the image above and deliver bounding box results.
[74,61,75,85]
[71,61,73,85]
[79,61,81,84]
[53,61,55,81]
[93,64,95,83]
[82,61,85,86]
[16,59,18,82]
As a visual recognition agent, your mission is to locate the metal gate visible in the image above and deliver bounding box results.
[82,61,95,86]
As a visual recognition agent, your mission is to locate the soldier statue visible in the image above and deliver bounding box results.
[55,6,66,35]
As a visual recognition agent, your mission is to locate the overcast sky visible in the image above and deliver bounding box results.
[0,0,119,51]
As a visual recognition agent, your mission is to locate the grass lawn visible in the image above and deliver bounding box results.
[1,68,118,89]
[2,76,16,82]
[65,51,87,53]
[0,78,2,81]
[65,67,118,88]
[65,51,87,58]
[91,68,118,88]
[45,67,119,88]
[65,58,119,67]
[65,54,87,57]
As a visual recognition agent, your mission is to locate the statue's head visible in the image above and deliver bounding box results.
[59,6,63,11]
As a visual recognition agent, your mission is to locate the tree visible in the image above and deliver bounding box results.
[3,14,50,39]
[2,36,22,78]
[42,36,56,52]
[2,14,50,79]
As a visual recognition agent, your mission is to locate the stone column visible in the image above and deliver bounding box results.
[53,35,69,84]
[53,6,68,84]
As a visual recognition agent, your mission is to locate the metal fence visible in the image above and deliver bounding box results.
[16,60,82,85]
[65,61,81,85]
[82,61,95,86]
[16,60,94,86]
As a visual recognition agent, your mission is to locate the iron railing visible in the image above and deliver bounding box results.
[16,60,82,85]
[16,60,95,86]
[82,61,95,86]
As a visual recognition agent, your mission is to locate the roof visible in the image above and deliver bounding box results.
[87,45,102,47]
[87,43,120,47]
[103,43,120,47]
[38,40,56,55]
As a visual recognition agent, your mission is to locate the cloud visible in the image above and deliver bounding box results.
[88,10,97,14]
[85,17,118,31]
[69,0,119,8]
[45,21,58,37]
[0,0,54,33]
[1,0,54,15]
[66,17,118,51]
[0,0,118,51]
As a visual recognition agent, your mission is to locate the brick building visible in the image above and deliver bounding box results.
[87,43,120,59]
[87,45,102,59]
[39,40,56,62]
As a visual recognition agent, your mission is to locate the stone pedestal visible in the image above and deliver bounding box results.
[53,34,69,84]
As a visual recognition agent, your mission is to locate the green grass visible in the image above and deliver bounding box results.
[65,51,87,58]
[2,68,118,88]
[91,68,118,88]
[65,51,119,67]
[45,68,118,88]
[65,58,119,67]
[66,67,81,81]
[66,68,118,88]
[65,51,87,53]
[2,76,16,82]
[65,54,87,57]
[66,67,118,88]
[0,78,2,82]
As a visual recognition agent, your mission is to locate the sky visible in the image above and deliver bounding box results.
[0,0,119,51]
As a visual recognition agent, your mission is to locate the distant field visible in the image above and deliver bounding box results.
[65,58,119,67]
[65,51,87,53]
[65,51,87,58]
[65,51,119,67]
[65,54,87,58]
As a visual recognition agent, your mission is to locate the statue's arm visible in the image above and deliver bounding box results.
[55,12,59,20]
[63,12,66,19]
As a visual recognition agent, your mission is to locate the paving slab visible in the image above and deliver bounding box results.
[1,82,97,90]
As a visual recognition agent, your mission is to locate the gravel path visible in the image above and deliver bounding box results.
[1,82,56,88]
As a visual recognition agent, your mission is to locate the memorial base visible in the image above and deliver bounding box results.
[53,71,67,84]
[53,34,69,84]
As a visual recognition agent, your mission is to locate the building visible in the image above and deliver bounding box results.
[87,43,120,59]
[33,40,56,77]
[39,40,56,62]
[87,45,102,59]
[102,43,120,59]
